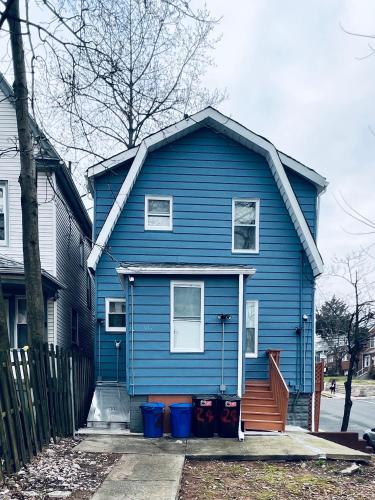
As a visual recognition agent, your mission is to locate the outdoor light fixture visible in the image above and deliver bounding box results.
[218,313,231,321]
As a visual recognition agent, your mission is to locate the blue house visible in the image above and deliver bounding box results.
[87,108,327,432]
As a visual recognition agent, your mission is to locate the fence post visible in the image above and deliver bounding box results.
[70,352,76,435]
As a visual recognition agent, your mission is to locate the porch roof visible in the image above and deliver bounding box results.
[116,262,256,277]
[0,255,63,291]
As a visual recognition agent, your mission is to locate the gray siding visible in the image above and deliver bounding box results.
[55,182,94,354]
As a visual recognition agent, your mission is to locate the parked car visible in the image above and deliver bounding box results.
[363,429,375,451]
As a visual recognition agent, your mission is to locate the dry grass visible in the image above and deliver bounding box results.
[179,459,375,499]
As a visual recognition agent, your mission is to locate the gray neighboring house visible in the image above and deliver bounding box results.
[0,74,94,354]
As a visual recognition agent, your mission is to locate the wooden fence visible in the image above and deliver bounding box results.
[0,343,94,479]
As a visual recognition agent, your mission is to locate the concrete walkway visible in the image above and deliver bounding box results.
[76,434,371,500]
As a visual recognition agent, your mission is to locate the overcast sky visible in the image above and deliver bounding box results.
[198,0,375,301]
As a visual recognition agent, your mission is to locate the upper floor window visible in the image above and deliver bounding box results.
[0,182,8,245]
[145,195,173,231]
[370,336,375,348]
[105,298,126,332]
[232,199,259,253]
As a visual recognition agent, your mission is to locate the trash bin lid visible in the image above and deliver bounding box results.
[169,403,193,408]
[140,402,165,408]
[192,394,217,400]
[219,395,241,401]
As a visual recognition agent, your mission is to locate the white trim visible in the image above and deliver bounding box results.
[87,146,139,179]
[117,265,255,276]
[105,297,126,333]
[237,274,244,397]
[232,198,260,254]
[278,152,328,193]
[144,195,173,231]
[245,300,259,358]
[88,108,324,276]
[170,280,204,353]
[0,181,9,247]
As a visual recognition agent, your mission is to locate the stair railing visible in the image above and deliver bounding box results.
[267,350,289,432]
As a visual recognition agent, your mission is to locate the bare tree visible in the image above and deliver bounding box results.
[330,252,374,431]
[2,0,45,344]
[39,0,223,164]
[0,0,221,344]
[0,277,10,349]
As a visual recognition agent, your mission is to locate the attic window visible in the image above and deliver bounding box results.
[232,199,259,253]
[145,195,173,231]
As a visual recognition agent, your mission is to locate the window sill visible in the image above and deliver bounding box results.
[245,353,258,359]
[232,249,259,255]
[170,349,204,354]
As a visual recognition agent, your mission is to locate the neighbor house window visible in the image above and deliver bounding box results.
[145,195,173,231]
[364,354,371,368]
[232,199,259,253]
[105,298,126,332]
[170,281,204,353]
[0,182,8,245]
[15,297,27,349]
[71,309,79,345]
[370,337,375,348]
[245,300,258,358]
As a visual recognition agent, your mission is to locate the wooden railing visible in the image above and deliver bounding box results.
[267,350,289,432]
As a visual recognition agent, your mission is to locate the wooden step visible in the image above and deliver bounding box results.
[246,382,270,389]
[243,419,284,432]
[242,403,279,413]
[243,395,275,402]
[245,389,272,398]
[242,411,281,422]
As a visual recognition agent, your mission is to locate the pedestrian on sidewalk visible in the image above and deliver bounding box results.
[330,379,336,395]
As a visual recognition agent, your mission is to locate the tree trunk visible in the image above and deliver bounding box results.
[7,0,45,345]
[0,276,10,350]
[341,357,354,431]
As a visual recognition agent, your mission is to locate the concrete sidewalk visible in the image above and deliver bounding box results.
[76,433,371,500]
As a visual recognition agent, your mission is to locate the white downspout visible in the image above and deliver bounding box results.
[237,274,244,397]
[237,274,245,441]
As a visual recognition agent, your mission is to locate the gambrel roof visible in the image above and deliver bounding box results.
[87,107,327,276]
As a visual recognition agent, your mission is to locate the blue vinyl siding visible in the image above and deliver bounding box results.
[94,127,316,394]
[126,275,238,395]
[285,168,317,238]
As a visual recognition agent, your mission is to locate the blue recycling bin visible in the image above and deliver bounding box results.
[140,402,165,438]
[169,403,193,438]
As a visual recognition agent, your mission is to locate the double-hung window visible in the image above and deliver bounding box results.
[145,195,173,231]
[0,182,8,245]
[171,281,204,353]
[245,300,258,358]
[232,199,259,253]
[105,298,126,332]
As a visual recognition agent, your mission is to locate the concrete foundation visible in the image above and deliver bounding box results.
[129,395,148,433]
[287,393,311,429]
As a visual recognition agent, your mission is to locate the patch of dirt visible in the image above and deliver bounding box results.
[179,458,375,499]
[0,437,118,499]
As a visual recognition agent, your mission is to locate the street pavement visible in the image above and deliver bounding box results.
[320,396,375,434]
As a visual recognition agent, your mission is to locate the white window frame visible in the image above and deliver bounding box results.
[0,181,9,246]
[364,354,371,368]
[170,281,204,353]
[105,298,126,333]
[245,300,259,358]
[232,198,259,253]
[14,295,27,349]
[145,195,173,231]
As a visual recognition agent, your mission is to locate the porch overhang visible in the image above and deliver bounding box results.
[116,263,256,283]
